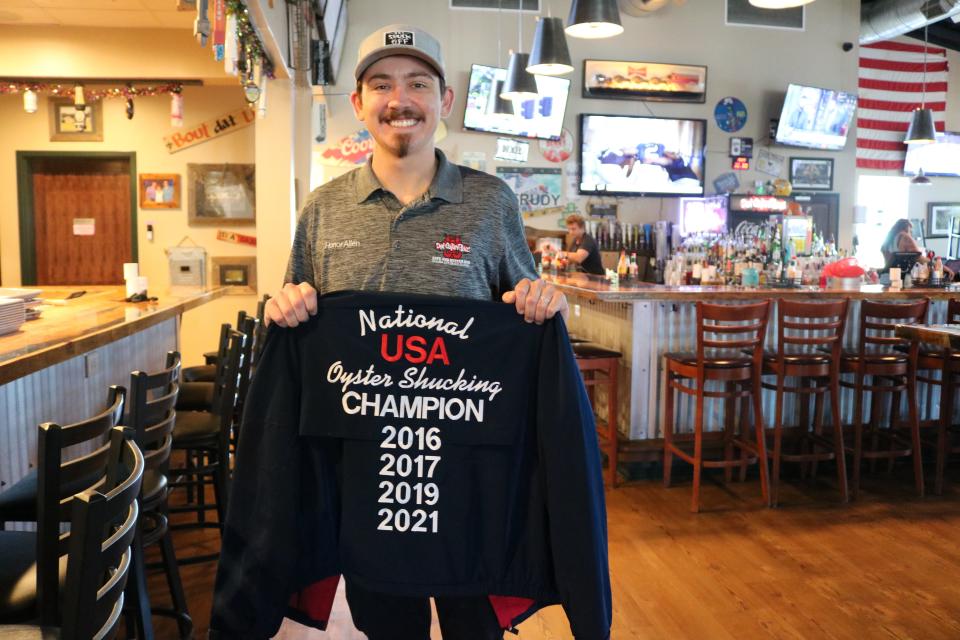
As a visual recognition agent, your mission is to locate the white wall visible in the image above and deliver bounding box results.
[316,0,861,247]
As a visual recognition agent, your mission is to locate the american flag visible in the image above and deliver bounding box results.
[857,39,949,171]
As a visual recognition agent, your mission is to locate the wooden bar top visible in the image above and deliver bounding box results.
[542,273,960,303]
[0,286,225,385]
[895,324,960,350]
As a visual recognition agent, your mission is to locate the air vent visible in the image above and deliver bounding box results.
[726,0,804,30]
[451,0,540,11]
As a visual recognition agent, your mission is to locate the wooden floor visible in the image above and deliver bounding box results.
[146,465,960,639]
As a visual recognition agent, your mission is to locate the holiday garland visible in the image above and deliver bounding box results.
[226,0,275,80]
[0,81,183,101]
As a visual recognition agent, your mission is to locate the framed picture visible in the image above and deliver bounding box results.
[139,173,180,209]
[187,163,255,225]
[789,157,833,191]
[211,256,257,295]
[48,97,103,142]
[582,59,707,103]
[927,202,960,238]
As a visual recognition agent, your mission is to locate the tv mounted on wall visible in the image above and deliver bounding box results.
[775,83,857,151]
[578,113,706,197]
[462,63,570,141]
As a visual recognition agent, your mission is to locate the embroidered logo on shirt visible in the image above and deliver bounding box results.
[431,234,472,267]
[324,239,361,250]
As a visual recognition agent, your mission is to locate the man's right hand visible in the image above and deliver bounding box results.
[264,282,318,327]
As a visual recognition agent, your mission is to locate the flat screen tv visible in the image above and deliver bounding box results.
[579,113,706,197]
[775,83,857,150]
[462,63,570,141]
[679,195,728,235]
[904,132,960,177]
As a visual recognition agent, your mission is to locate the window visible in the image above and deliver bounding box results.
[855,175,910,269]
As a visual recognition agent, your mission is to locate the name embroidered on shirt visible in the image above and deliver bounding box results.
[324,239,361,249]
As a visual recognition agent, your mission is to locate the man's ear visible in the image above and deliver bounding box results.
[440,85,454,118]
[350,89,364,121]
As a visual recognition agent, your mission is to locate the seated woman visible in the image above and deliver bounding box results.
[880,218,926,269]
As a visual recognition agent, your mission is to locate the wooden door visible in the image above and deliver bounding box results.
[31,158,132,285]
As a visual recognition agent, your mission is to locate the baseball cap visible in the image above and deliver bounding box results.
[354,24,446,83]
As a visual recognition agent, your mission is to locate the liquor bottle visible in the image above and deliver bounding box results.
[617,250,628,280]
[630,253,639,280]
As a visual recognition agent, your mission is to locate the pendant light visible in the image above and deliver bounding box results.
[492,80,515,114]
[748,0,815,8]
[527,16,573,75]
[565,0,623,39]
[911,167,932,186]
[905,23,937,144]
[22,88,38,113]
[501,2,538,101]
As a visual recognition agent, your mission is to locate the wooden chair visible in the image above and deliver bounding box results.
[124,351,192,639]
[168,328,246,564]
[762,299,849,506]
[911,298,960,495]
[663,301,771,513]
[0,387,125,625]
[839,298,928,499]
[0,427,144,640]
[573,343,621,486]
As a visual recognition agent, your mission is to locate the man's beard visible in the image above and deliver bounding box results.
[381,108,420,158]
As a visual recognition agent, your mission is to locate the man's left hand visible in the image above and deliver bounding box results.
[502,278,569,324]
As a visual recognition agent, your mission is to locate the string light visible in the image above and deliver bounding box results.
[0,81,185,100]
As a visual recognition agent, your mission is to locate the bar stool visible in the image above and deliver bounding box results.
[911,298,960,495]
[125,351,192,639]
[663,300,771,513]
[0,389,125,625]
[762,299,849,506]
[573,342,621,486]
[840,298,928,498]
[167,327,246,564]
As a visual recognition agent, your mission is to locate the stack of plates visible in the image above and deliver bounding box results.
[0,298,25,335]
[0,288,43,322]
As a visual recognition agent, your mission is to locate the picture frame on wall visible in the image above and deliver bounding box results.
[211,256,257,295]
[789,157,833,191]
[139,173,180,209]
[48,97,103,142]
[187,163,256,225]
[582,59,707,103]
[927,202,960,238]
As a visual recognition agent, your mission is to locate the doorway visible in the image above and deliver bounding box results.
[16,152,137,285]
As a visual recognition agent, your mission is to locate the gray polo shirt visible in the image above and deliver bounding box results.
[285,150,537,301]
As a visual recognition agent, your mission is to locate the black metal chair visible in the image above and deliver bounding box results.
[123,351,192,639]
[167,328,246,565]
[0,427,144,640]
[0,387,126,625]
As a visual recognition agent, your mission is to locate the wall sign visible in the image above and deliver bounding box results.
[729,137,753,158]
[495,167,562,213]
[163,107,255,154]
[216,229,257,246]
[731,195,789,212]
[713,172,740,194]
[756,148,785,177]
[72,218,95,236]
[495,137,530,163]
[538,128,574,163]
[714,97,748,133]
[319,128,375,166]
[732,156,750,171]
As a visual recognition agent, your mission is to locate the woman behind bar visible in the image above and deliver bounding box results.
[881,218,927,269]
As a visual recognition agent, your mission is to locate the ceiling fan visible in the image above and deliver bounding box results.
[617,0,686,18]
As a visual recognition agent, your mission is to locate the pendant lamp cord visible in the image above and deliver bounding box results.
[518,0,522,52]
[497,0,502,67]
[921,22,928,108]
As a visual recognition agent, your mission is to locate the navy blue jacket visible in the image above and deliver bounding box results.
[210,291,611,638]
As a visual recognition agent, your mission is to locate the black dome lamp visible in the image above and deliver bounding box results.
[527,16,573,75]
[565,0,623,39]
[501,2,539,101]
[905,23,938,145]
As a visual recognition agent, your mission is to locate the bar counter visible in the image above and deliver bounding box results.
[542,272,960,302]
[0,286,225,498]
[543,273,956,442]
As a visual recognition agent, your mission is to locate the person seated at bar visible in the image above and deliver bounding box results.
[881,218,954,279]
[559,213,605,275]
